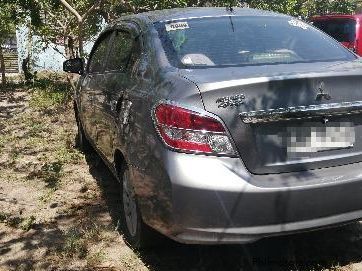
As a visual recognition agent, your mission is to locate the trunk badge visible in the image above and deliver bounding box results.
[316,82,331,101]
[216,94,245,108]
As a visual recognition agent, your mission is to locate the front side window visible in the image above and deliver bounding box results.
[106,31,134,71]
[88,33,111,73]
[154,16,356,68]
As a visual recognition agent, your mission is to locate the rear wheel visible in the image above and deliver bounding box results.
[119,168,156,249]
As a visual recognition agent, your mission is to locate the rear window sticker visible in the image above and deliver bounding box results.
[288,19,309,30]
[165,22,190,31]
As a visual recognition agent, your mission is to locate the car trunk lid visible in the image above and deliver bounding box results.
[180,60,362,174]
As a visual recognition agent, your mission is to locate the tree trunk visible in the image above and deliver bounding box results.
[78,21,84,58]
[0,46,6,86]
[59,0,102,58]
[64,36,71,59]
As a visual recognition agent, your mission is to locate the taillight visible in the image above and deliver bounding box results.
[153,103,235,155]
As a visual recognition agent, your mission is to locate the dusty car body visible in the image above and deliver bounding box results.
[64,7,362,247]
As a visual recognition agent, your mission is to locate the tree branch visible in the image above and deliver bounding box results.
[82,0,104,20]
[121,0,137,13]
[59,0,82,22]
[45,10,66,29]
[49,44,67,58]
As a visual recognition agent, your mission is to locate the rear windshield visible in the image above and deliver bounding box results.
[154,16,356,68]
[312,18,356,43]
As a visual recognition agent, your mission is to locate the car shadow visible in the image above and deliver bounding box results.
[84,149,362,271]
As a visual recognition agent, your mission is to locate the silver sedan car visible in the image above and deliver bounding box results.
[63,7,362,248]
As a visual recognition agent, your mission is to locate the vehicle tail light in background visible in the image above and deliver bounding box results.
[153,103,236,155]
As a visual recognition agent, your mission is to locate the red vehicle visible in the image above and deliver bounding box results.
[310,14,362,55]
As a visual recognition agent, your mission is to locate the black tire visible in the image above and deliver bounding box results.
[75,113,92,152]
[118,168,156,249]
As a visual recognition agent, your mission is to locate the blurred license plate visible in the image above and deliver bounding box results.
[287,123,355,153]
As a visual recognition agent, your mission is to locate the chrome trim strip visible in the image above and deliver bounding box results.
[240,101,362,124]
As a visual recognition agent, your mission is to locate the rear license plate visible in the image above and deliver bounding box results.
[287,122,355,153]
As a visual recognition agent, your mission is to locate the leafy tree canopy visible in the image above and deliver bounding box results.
[0,0,361,60]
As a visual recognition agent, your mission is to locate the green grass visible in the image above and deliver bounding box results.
[27,121,47,137]
[0,212,11,222]
[60,222,110,261]
[28,72,72,110]
[86,249,106,266]
[0,212,36,231]
[41,161,63,190]
[61,228,88,259]
[20,215,36,231]
[38,190,55,204]
[55,146,82,165]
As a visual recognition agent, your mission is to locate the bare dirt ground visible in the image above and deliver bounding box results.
[1,78,362,271]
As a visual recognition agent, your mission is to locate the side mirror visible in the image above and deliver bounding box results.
[63,58,84,74]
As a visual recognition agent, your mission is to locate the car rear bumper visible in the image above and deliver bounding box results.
[133,151,362,244]
[169,210,362,244]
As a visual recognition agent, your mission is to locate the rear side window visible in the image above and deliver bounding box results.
[106,31,134,71]
[88,33,111,73]
[312,18,356,43]
[154,16,356,68]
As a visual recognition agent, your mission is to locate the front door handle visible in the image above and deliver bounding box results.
[119,100,132,126]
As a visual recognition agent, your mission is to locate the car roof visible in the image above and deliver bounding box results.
[113,7,289,25]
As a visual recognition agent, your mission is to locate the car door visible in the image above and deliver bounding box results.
[81,31,112,143]
[96,25,140,161]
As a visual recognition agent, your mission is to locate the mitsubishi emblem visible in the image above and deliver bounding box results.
[321,116,329,124]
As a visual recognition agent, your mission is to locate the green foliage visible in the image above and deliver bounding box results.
[40,161,63,189]
[102,0,188,18]
[185,0,359,17]
[0,212,11,223]
[3,0,359,62]
[0,5,15,44]
[20,215,36,231]
[329,0,357,14]
[1,0,42,26]
[35,0,104,58]
[55,145,83,164]
[0,212,36,231]
[62,228,88,259]
[95,0,362,26]
[30,87,69,109]
[29,74,71,109]
[0,0,41,44]
[38,190,55,203]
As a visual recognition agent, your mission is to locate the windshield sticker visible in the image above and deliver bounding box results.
[288,19,309,30]
[165,22,189,31]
